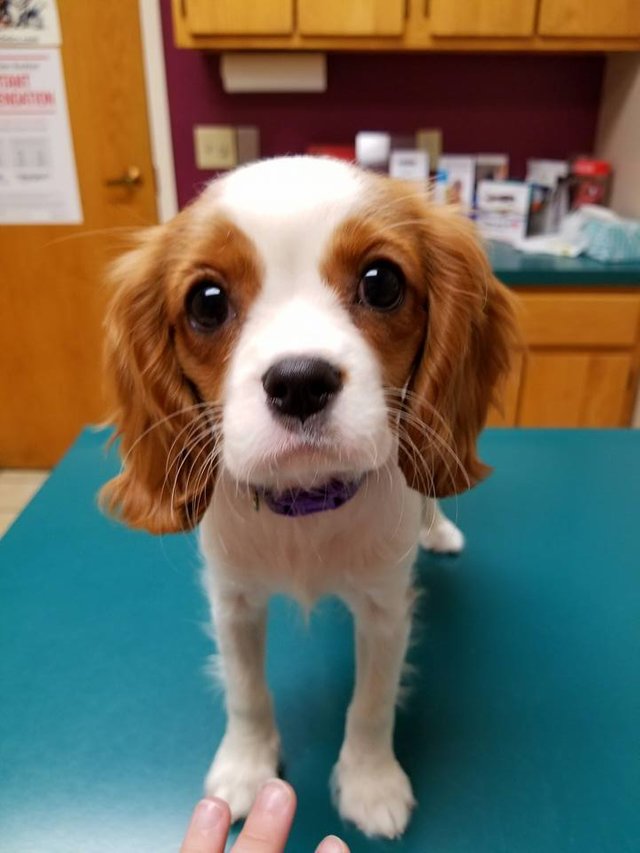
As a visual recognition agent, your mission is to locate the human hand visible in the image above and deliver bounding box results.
[180,778,349,853]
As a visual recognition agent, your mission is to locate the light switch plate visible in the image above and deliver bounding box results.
[194,125,237,170]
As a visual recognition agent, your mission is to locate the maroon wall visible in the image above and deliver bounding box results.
[160,0,604,209]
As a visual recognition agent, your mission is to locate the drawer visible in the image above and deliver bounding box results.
[518,292,640,347]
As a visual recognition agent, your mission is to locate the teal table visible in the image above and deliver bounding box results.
[1,429,639,852]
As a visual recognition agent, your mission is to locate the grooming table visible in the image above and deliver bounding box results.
[1,429,639,852]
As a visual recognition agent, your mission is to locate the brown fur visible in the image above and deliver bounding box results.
[402,202,519,496]
[100,210,262,534]
[322,181,519,498]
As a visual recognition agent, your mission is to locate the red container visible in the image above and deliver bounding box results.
[570,158,612,208]
[306,145,356,162]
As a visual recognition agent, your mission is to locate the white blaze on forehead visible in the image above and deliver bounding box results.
[211,156,367,284]
[215,155,365,219]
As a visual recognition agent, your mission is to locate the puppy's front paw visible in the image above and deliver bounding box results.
[420,517,465,554]
[205,730,280,821]
[332,753,415,839]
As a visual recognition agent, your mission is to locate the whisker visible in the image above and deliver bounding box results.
[117,402,221,470]
[387,402,469,494]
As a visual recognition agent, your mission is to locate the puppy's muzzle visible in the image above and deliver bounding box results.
[262,356,342,424]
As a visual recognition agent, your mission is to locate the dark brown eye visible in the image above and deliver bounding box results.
[185,279,230,333]
[358,261,405,312]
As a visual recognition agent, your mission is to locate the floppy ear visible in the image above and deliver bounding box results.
[99,228,215,534]
[398,206,519,497]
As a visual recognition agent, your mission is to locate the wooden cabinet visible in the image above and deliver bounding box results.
[173,0,640,49]
[519,292,640,347]
[299,0,404,36]
[430,0,537,37]
[519,352,632,426]
[539,0,640,38]
[486,353,524,427]
[183,0,293,35]
[487,290,640,429]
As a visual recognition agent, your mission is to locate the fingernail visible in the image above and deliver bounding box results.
[192,798,226,835]
[316,836,348,853]
[256,779,292,814]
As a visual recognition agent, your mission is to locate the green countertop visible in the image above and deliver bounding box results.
[487,241,640,286]
[1,429,639,852]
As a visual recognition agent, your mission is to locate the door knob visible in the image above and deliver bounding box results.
[105,166,142,188]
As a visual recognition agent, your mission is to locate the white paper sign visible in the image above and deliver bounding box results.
[0,0,61,46]
[0,48,82,224]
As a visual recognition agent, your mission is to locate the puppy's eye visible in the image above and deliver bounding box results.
[185,279,230,332]
[358,261,405,312]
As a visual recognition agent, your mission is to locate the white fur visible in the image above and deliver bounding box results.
[420,498,466,554]
[197,158,464,838]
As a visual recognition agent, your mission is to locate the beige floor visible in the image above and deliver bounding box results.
[0,469,50,538]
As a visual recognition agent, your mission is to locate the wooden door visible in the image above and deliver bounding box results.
[430,0,537,36]
[538,0,640,37]
[519,352,632,426]
[184,0,294,35]
[0,2,157,468]
[298,0,405,36]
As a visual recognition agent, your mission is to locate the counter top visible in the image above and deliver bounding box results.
[487,241,640,286]
[1,428,639,852]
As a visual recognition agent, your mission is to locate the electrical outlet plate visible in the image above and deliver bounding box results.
[194,125,237,170]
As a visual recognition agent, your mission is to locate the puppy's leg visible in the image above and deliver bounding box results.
[419,496,465,553]
[334,582,416,839]
[205,587,280,821]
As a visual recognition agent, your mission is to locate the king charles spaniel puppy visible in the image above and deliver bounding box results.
[101,156,517,839]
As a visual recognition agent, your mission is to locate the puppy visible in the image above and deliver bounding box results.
[101,156,517,839]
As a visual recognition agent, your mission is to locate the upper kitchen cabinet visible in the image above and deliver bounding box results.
[172,0,640,49]
[430,0,537,37]
[298,0,404,36]
[182,0,293,35]
[538,0,640,37]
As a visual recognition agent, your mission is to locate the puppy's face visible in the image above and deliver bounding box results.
[101,157,516,533]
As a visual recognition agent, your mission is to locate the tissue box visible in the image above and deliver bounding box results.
[583,217,640,264]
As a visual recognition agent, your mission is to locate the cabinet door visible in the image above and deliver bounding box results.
[486,352,523,427]
[185,0,293,35]
[538,0,640,37]
[298,0,404,36]
[519,352,632,427]
[430,0,537,36]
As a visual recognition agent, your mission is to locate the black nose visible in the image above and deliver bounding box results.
[262,357,343,423]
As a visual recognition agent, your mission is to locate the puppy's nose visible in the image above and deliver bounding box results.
[262,357,343,423]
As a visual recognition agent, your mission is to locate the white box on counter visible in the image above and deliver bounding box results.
[434,155,475,211]
[476,180,531,244]
[389,149,429,182]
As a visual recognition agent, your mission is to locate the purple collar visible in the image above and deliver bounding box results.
[255,477,364,518]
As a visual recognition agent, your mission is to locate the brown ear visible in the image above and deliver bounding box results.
[99,228,215,534]
[398,206,519,497]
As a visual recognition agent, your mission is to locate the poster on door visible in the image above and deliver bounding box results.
[0,48,82,224]
[0,0,61,46]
